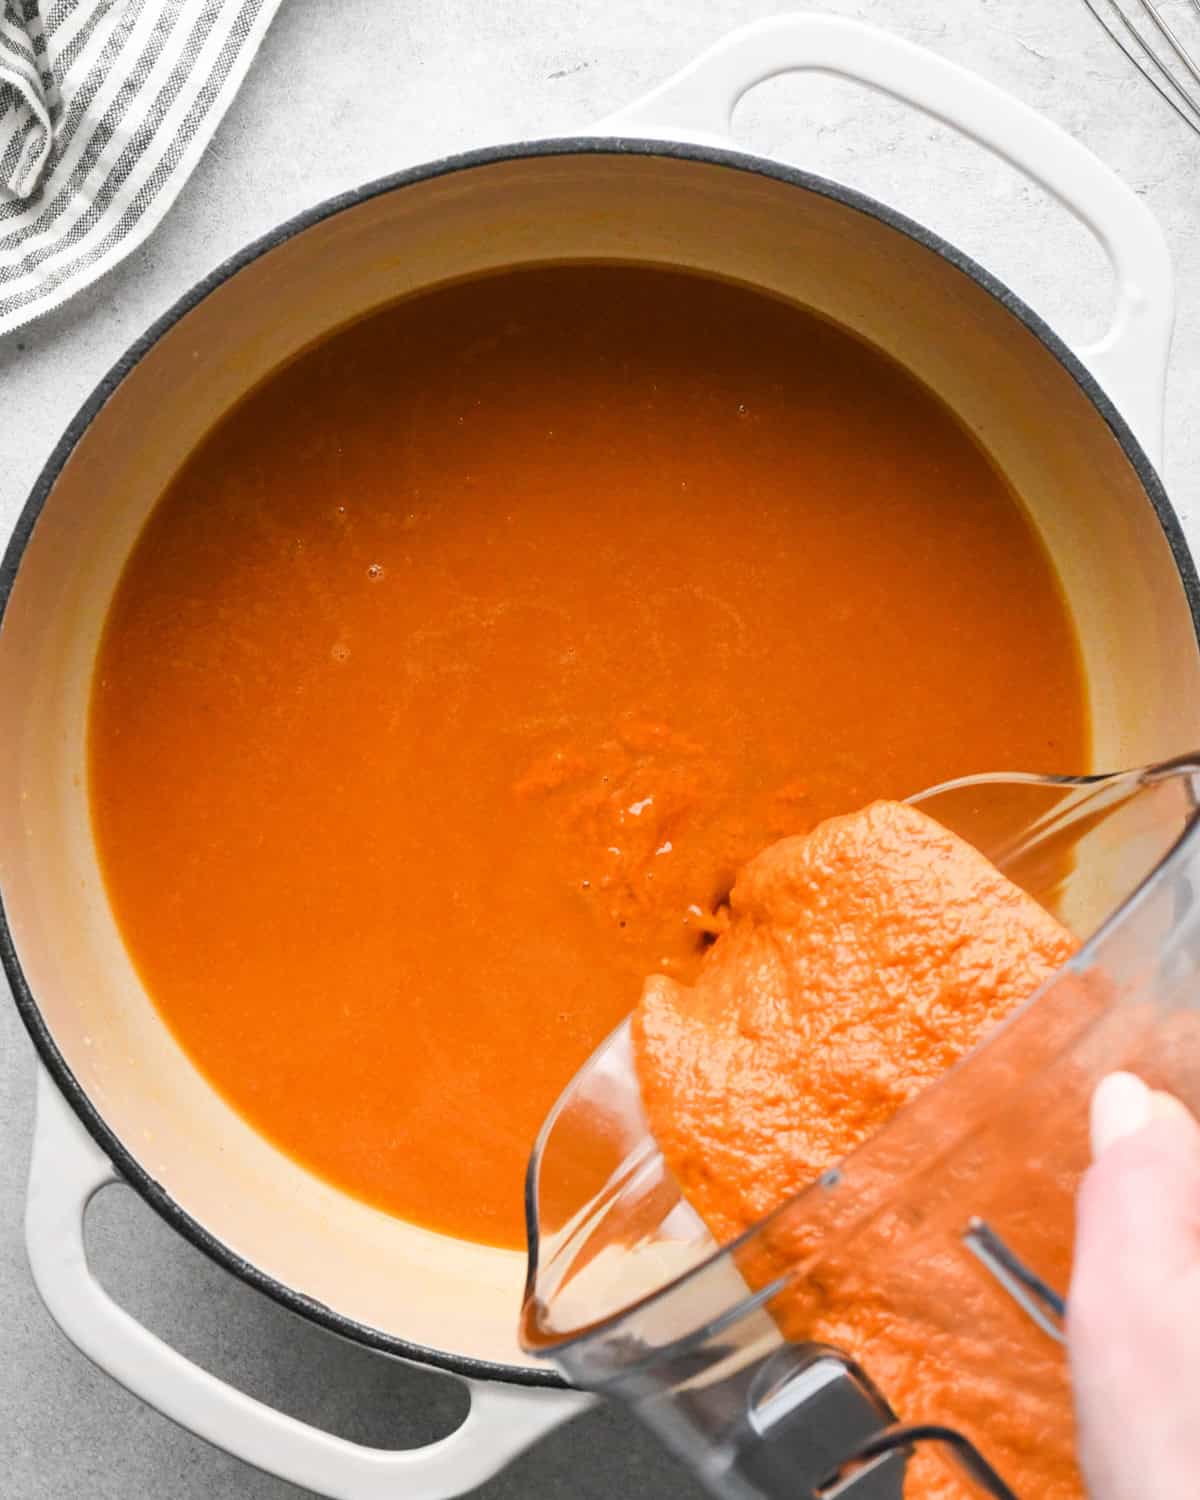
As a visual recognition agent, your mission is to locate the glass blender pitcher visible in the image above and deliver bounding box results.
[521,755,1200,1499]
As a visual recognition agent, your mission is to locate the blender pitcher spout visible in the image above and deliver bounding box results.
[521,755,1200,1498]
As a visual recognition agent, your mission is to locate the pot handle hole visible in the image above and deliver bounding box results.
[24,1067,588,1500]
[597,12,1173,468]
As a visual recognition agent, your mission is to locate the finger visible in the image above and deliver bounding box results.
[1090,1070,1199,1157]
[1090,1070,1152,1156]
[1071,1076,1200,1500]
[1072,1080,1200,1348]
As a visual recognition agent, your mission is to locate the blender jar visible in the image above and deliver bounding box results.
[522,757,1200,1499]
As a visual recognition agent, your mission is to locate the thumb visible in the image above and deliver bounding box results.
[1089,1070,1197,1158]
[1071,1072,1200,1340]
[1069,1074,1200,1500]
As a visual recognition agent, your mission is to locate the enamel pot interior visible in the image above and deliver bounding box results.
[2,143,1199,1381]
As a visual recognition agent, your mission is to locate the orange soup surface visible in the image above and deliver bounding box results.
[89,264,1088,1249]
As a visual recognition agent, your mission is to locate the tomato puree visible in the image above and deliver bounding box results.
[89,265,1088,1249]
[633,800,1083,1497]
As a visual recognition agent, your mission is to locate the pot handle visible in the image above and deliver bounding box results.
[25,1067,587,1500]
[597,13,1173,466]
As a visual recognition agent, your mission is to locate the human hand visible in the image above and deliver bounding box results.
[1068,1071,1200,1499]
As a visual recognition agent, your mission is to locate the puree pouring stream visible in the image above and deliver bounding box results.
[522,756,1200,1499]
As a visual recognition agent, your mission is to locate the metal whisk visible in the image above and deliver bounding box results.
[1082,0,1200,135]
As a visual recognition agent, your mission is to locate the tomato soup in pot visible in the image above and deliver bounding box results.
[88,262,1088,1250]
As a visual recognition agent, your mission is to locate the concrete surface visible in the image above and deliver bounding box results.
[2,1,1199,1496]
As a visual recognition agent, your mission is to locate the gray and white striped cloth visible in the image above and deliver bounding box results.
[0,0,281,338]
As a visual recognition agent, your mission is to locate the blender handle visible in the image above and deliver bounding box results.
[25,1067,589,1500]
[596,12,1174,468]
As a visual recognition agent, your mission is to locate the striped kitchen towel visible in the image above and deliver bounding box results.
[0,0,282,338]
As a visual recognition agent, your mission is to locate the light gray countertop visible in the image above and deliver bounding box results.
[2,2,1199,1496]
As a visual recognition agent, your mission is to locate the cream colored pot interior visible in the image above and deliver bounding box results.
[2,150,1198,1371]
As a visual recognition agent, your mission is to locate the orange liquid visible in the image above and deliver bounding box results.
[89,264,1089,1248]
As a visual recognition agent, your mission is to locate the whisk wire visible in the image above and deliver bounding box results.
[1081,0,1200,137]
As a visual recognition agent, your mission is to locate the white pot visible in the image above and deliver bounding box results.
[2,14,1198,1499]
